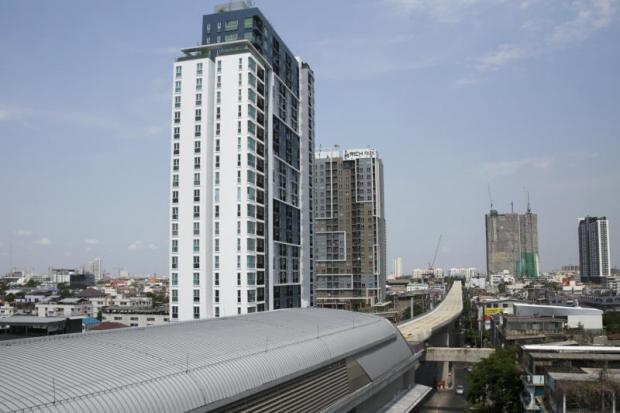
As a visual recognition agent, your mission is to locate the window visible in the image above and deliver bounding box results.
[238,57,243,70]
[215,238,220,252]
[193,239,199,253]
[238,105,242,118]
[216,139,220,152]
[214,255,220,269]
[247,221,255,234]
[172,207,178,220]
[173,126,180,139]
[216,107,221,120]
[175,81,181,93]
[193,205,200,218]
[174,111,180,123]
[193,306,200,319]
[244,17,253,29]
[193,289,200,303]
[171,257,178,270]
[215,306,220,317]
[194,156,201,170]
[173,142,180,155]
[247,255,256,269]
[237,255,241,269]
[238,89,242,102]
[225,19,238,31]
[197,62,203,75]
[196,93,202,106]
[215,171,220,185]
[195,124,201,137]
[215,273,220,286]
[195,109,202,121]
[193,222,199,235]
[225,33,238,42]
[175,66,182,78]
[193,272,199,286]
[237,290,241,303]
[247,272,256,285]
[238,73,243,86]
[172,174,179,187]
[194,172,200,186]
[217,91,221,104]
[215,188,220,202]
[172,306,178,319]
[196,78,203,91]
[217,60,222,73]
[215,222,220,235]
[194,189,200,202]
[215,290,220,303]
[216,123,220,135]
[215,205,220,218]
[247,238,255,251]
[171,272,178,286]
[193,256,200,269]
[172,223,178,236]
[174,96,181,108]
[172,190,178,203]
[237,272,241,286]
[173,158,179,171]
[171,239,178,253]
[217,75,221,88]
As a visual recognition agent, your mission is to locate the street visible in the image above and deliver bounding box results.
[419,363,471,412]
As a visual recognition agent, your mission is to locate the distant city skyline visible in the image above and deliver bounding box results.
[1,0,619,275]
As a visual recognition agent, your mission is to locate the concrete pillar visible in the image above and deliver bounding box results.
[562,393,566,413]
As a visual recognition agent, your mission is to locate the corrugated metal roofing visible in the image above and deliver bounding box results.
[0,307,411,413]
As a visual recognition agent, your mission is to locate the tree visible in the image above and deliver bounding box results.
[24,279,41,288]
[467,347,522,412]
[497,282,507,294]
[57,283,72,298]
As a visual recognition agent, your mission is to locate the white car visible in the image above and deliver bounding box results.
[455,385,465,395]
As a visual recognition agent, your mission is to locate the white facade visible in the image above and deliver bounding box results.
[392,257,402,279]
[170,41,313,321]
[102,310,169,327]
[35,298,90,318]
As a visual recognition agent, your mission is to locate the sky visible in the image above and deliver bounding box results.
[0,0,619,276]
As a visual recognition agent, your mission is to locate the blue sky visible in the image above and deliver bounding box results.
[0,0,618,276]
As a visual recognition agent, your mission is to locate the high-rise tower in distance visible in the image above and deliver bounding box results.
[485,204,539,278]
[313,148,386,310]
[578,216,611,284]
[169,1,314,321]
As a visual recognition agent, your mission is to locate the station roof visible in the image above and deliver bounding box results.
[0,307,412,413]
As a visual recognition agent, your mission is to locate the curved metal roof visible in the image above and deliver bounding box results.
[0,308,412,413]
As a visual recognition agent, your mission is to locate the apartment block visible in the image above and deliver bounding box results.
[313,148,386,310]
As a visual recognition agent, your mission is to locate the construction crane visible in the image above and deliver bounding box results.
[424,234,443,278]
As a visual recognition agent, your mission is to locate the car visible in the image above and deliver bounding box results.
[455,385,465,395]
[466,366,473,373]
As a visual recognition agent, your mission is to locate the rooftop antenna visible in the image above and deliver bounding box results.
[527,191,531,213]
[487,184,494,210]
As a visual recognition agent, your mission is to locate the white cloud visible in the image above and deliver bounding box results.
[33,237,51,246]
[0,109,9,120]
[483,157,554,177]
[128,240,144,251]
[16,229,32,236]
[475,44,531,72]
[387,0,487,23]
[147,243,158,250]
[84,238,99,245]
[549,0,618,46]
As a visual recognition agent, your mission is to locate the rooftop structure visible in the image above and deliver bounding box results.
[0,308,418,413]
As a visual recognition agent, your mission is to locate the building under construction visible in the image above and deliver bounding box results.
[485,206,539,278]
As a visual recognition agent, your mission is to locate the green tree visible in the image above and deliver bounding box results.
[25,279,41,288]
[467,347,522,412]
[57,283,72,298]
[603,312,620,334]
[4,293,16,303]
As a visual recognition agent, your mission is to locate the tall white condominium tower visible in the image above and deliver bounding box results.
[578,216,611,285]
[169,2,314,321]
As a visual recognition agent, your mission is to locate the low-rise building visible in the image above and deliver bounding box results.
[512,303,603,330]
[519,344,620,412]
[492,314,567,347]
[35,298,91,318]
[111,296,152,307]
[101,306,169,327]
[77,288,112,317]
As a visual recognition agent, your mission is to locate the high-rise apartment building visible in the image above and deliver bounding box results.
[485,207,539,278]
[313,148,386,310]
[169,2,314,321]
[578,216,611,284]
[391,257,402,279]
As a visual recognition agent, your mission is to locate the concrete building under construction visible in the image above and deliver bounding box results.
[485,206,539,278]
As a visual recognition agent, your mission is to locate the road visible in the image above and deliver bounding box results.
[399,282,463,343]
[419,363,472,412]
